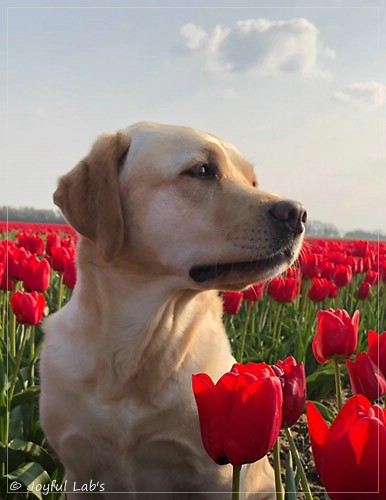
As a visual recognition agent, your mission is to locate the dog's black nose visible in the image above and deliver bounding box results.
[269,200,307,235]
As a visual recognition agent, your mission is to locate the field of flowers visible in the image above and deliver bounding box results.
[0,221,385,499]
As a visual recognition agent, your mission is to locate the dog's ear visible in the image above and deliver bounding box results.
[54,130,130,262]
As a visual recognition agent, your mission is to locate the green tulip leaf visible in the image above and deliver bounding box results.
[8,438,57,474]
[6,461,51,500]
[10,386,40,410]
[284,450,297,500]
[309,400,335,423]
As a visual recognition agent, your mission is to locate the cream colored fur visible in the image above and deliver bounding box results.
[40,122,304,499]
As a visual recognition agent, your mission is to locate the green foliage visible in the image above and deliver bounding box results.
[225,273,384,402]
[1,281,66,498]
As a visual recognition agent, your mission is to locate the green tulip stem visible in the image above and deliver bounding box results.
[9,305,16,358]
[29,325,35,385]
[284,427,313,500]
[270,303,283,363]
[58,272,64,310]
[333,359,343,411]
[273,438,284,500]
[299,279,311,323]
[238,304,251,363]
[8,325,30,403]
[232,464,242,500]
[1,291,7,340]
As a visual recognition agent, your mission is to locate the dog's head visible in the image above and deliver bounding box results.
[54,122,306,290]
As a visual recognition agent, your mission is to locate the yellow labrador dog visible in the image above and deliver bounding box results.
[40,122,306,499]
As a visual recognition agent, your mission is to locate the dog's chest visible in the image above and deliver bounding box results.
[75,384,198,457]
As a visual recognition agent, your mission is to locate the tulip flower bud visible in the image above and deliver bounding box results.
[222,292,243,315]
[242,282,265,305]
[23,255,51,292]
[346,352,386,401]
[267,277,298,303]
[63,258,77,289]
[312,309,359,364]
[274,356,306,427]
[334,265,352,287]
[10,291,46,325]
[301,254,320,279]
[308,278,332,302]
[358,281,372,301]
[192,363,282,466]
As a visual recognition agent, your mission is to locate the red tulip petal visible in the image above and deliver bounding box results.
[306,402,329,472]
[312,332,327,364]
[192,373,227,463]
[224,377,282,465]
[328,395,371,441]
[351,309,360,333]
[346,359,361,395]
[348,414,386,496]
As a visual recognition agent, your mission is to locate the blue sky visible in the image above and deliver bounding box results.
[2,0,386,233]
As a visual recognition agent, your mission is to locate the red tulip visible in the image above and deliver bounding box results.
[381,262,386,283]
[320,261,335,281]
[51,246,72,273]
[346,353,386,401]
[312,309,359,364]
[60,237,76,251]
[242,282,265,304]
[8,246,30,281]
[308,278,332,302]
[353,240,369,257]
[345,256,358,274]
[192,363,282,466]
[273,356,306,427]
[286,268,301,283]
[267,276,298,302]
[10,291,46,325]
[0,272,13,291]
[301,254,320,279]
[63,258,77,289]
[307,395,386,499]
[328,283,338,298]
[358,281,372,301]
[364,271,379,286]
[22,255,51,292]
[362,257,372,272]
[222,292,243,315]
[45,232,61,256]
[368,330,386,378]
[355,257,364,274]
[17,232,45,255]
[334,265,352,287]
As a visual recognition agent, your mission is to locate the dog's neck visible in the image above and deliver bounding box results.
[66,239,228,403]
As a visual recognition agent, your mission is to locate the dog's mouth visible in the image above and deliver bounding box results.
[189,245,294,283]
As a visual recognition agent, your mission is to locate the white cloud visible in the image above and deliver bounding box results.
[333,81,386,109]
[180,23,209,51]
[180,18,335,78]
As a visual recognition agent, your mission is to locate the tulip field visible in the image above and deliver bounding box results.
[0,221,385,499]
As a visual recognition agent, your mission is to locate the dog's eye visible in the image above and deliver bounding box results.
[198,164,213,177]
[181,164,218,179]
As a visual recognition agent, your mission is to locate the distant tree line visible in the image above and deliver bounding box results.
[307,219,385,241]
[343,229,386,241]
[0,206,66,224]
[306,220,341,238]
